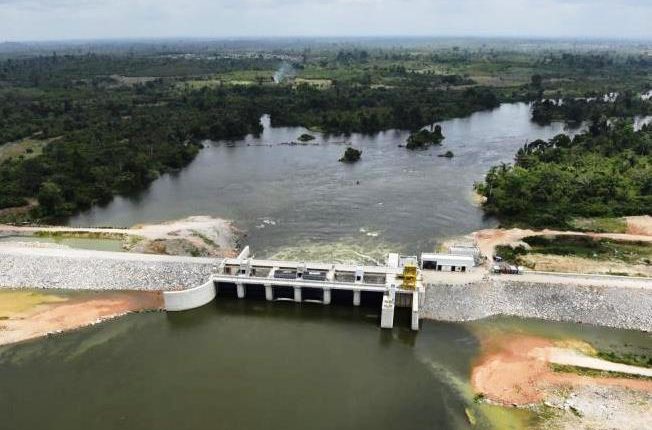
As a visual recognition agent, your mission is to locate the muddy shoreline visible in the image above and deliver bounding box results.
[470,331,652,429]
[0,289,163,347]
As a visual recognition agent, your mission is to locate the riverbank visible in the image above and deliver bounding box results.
[0,215,239,258]
[0,289,162,346]
[470,331,652,429]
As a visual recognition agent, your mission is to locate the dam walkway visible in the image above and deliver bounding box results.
[163,247,424,330]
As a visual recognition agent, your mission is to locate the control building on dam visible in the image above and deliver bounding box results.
[163,246,478,330]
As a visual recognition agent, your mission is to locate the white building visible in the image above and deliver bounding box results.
[420,253,475,272]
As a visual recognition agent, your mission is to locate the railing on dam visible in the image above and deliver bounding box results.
[162,247,425,330]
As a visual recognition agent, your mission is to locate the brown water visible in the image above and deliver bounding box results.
[69,103,582,261]
[0,299,649,430]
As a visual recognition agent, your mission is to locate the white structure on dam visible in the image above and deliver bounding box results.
[163,247,426,330]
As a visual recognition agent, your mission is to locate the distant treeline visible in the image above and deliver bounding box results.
[532,93,652,124]
[475,121,652,227]
[264,84,499,133]
[0,53,279,85]
[1,49,650,223]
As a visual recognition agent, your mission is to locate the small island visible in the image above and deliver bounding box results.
[438,150,454,158]
[298,133,316,142]
[406,125,444,150]
[339,147,362,163]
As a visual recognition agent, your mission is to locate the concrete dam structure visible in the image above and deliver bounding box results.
[163,247,425,330]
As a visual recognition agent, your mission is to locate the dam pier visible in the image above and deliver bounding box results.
[163,247,428,330]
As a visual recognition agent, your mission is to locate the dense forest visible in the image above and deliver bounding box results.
[0,54,500,220]
[532,93,652,124]
[475,121,652,227]
[0,85,266,215]
[1,43,651,222]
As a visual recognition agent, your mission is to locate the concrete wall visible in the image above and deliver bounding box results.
[163,280,216,311]
[422,278,652,332]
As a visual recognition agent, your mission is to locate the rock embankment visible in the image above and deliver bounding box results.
[0,244,220,291]
[422,275,652,332]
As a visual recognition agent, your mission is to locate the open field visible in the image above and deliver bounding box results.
[496,234,652,276]
[0,136,59,161]
[569,217,628,234]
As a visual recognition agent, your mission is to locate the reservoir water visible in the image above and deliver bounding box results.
[1,299,650,430]
[69,103,580,261]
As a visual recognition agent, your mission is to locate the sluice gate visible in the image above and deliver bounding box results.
[164,247,424,330]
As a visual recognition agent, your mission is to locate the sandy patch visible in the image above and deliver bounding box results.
[472,227,652,267]
[471,334,652,406]
[127,216,239,257]
[1,215,239,257]
[545,385,652,430]
[626,215,652,236]
[0,290,162,346]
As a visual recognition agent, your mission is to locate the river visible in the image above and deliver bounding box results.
[3,104,650,429]
[1,299,650,430]
[69,103,580,261]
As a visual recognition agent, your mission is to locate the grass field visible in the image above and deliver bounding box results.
[0,136,59,162]
[496,235,652,271]
[570,217,628,233]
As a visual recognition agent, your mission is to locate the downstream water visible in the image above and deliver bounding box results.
[1,300,650,430]
[70,103,579,261]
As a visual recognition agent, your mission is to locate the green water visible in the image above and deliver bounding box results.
[0,235,125,252]
[1,299,649,430]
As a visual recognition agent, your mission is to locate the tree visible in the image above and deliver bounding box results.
[531,74,543,88]
[339,147,362,163]
[37,181,64,215]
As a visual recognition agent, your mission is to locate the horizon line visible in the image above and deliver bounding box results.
[3,34,652,45]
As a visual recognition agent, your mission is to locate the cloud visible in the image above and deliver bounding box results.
[0,0,650,41]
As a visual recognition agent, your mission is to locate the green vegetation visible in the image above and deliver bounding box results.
[0,137,58,163]
[569,217,628,233]
[1,41,651,222]
[191,230,218,248]
[495,235,652,266]
[550,363,652,381]
[406,125,445,150]
[494,244,528,264]
[475,122,652,227]
[339,147,362,163]
[596,351,652,368]
[532,93,652,124]
[297,133,316,142]
[32,230,126,240]
[439,150,454,158]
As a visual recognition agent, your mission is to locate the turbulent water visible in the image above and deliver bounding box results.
[69,103,580,261]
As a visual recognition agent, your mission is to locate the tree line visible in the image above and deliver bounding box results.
[475,121,652,227]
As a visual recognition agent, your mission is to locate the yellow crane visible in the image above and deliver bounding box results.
[399,263,418,290]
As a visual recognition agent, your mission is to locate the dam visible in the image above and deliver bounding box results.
[163,247,427,330]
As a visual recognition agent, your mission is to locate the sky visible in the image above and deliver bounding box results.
[0,0,651,41]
